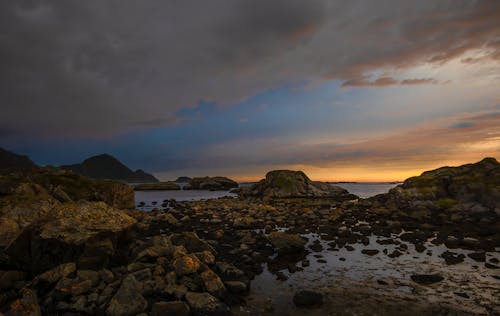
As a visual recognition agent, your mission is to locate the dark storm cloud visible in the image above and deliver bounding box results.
[0,0,498,137]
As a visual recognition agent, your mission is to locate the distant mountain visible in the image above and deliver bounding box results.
[61,154,159,183]
[0,147,36,171]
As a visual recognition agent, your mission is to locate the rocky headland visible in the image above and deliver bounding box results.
[61,154,159,184]
[0,148,36,172]
[0,156,499,315]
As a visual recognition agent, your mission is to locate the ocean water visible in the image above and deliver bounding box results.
[333,182,401,198]
[243,229,500,315]
[134,182,400,211]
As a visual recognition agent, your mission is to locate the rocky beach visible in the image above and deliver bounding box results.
[0,153,499,316]
[3,2,500,314]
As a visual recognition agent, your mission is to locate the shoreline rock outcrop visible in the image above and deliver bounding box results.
[367,158,500,230]
[240,170,358,200]
[184,177,238,191]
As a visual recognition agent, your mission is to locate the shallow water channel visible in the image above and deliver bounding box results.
[236,228,500,315]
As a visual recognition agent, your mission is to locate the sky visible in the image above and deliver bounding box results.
[1,0,499,181]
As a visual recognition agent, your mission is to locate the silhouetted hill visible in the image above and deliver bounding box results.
[61,154,159,183]
[0,147,36,171]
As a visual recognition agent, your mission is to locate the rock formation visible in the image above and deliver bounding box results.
[240,170,358,200]
[184,177,238,191]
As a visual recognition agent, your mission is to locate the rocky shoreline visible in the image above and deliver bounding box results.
[1,159,499,315]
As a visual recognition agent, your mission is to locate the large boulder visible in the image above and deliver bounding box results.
[0,166,135,251]
[241,170,357,200]
[184,177,238,191]
[4,201,136,272]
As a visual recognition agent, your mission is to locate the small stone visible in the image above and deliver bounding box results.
[467,252,486,262]
[410,274,444,285]
[293,290,323,307]
[224,281,247,294]
[99,269,114,283]
[454,292,470,298]
[77,270,100,287]
[185,292,230,316]
[485,263,499,269]
[441,251,465,265]
[276,271,288,281]
[0,271,26,290]
[388,250,402,258]
[7,289,41,316]
[151,301,190,316]
[201,269,226,298]
[345,245,355,251]
[361,249,379,256]
[173,255,201,276]
[267,232,306,254]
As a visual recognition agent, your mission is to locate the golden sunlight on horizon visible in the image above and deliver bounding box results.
[159,158,499,183]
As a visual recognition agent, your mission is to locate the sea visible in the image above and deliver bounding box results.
[134,182,401,211]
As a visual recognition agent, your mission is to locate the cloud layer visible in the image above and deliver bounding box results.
[1,0,499,136]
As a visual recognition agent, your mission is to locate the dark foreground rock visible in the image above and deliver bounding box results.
[293,290,323,307]
[184,177,238,191]
[5,201,136,273]
[240,170,358,200]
